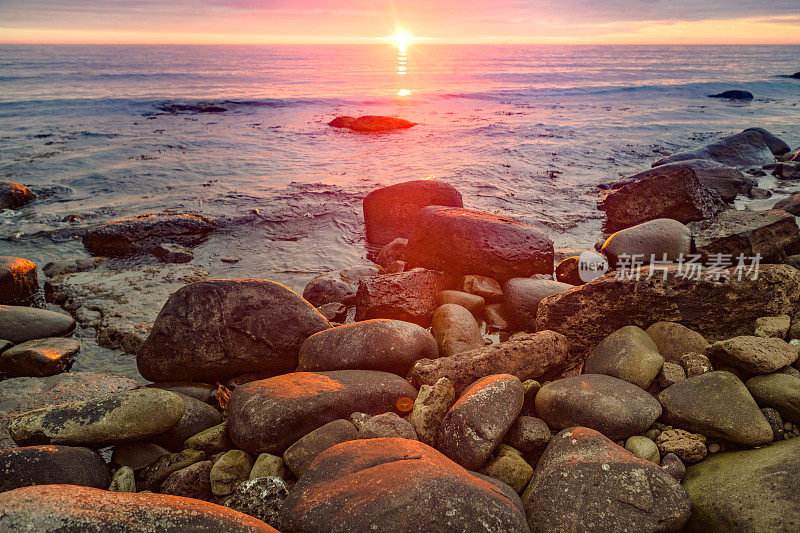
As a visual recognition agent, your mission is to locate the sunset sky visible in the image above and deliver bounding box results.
[1,0,800,45]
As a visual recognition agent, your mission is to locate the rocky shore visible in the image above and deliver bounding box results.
[1,127,800,532]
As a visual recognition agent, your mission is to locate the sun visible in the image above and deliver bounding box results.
[385,29,418,50]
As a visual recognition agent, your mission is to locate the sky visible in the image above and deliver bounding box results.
[1,0,800,45]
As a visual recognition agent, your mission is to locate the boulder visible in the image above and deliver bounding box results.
[660,452,686,482]
[504,416,550,454]
[708,90,754,100]
[777,193,800,216]
[329,115,416,133]
[657,371,773,446]
[42,257,106,278]
[502,278,572,331]
[743,127,791,156]
[227,477,288,529]
[683,438,800,532]
[211,449,254,496]
[583,325,664,389]
[83,212,216,257]
[746,373,800,424]
[354,267,451,327]
[376,237,408,267]
[0,484,278,532]
[600,219,691,266]
[0,305,76,344]
[773,161,800,180]
[754,315,791,339]
[152,242,194,263]
[283,419,359,477]
[430,303,484,357]
[137,448,206,491]
[150,381,217,404]
[479,445,533,493]
[436,290,485,320]
[645,322,709,363]
[153,394,223,451]
[138,279,331,382]
[536,264,800,356]
[302,265,379,307]
[227,370,417,454]
[462,274,504,302]
[8,388,185,447]
[109,466,136,493]
[279,437,529,533]
[183,422,231,454]
[250,453,287,480]
[406,377,455,446]
[707,336,798,375]
[624,435,660,464]
[598,167,727,232]
[688,209,800,262]
[437,374,523,470]
[362,179,462,244]
[160,460,213,501]
[0,257,38,304]
[406,206,554,282]
[0,445,110,492]
[655,429,707,464]
[653,131,775,168]
[408,330,574,394]
[0,180,35,210]
[679,352,714,377]
[658,362,686,388]
[356,412,417,440]
[484,303,512,330]
[554,256,583,285]
[522,427,691,533]
[0,337,80,378]
[535,374,662,440]
[298,319,437,376]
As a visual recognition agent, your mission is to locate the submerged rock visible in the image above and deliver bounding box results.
[354,267,451,327]
[652,130,775,168]
[0,337,80,378]
[329,115,416,133]
[708,90,754,100]
[302,265,380,307]
[0,305,75,344]
[0,180,35,210]
[0,256,38,304]
[0,445,110,492]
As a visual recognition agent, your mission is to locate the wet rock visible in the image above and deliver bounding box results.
[536,374,662,440]
[42,257,105,278]
[227,370,417,454]
[0,256,37,304]
[625,435,660,463]
[600,219,691,266]
[298,319,437,376]
[279,437,529,533]
[160,460,213,501]
[688,209,800,262]
[354,267,451,327]
[437,374,523,470]
[598,167,727,232]
[138,448,206,491]
[329,115,416,133]
[555,256,583,285]
[408,330,573,395]
[430,303,484,357]
[743,127,791,156]
[227,476,288,528]
[658,371,773,446]
[653,130,775,168]
[407,377,455,446]
[584,325,664,389]
[152,242,193,263]
[0,337,80,378]
[283,419,358,477]
[683,438,800,532]
[502,278,571,331]
[406,206,554,282]
[250,453,286,480]
[362,179,462,245]
[479,445,533,493]
[376,237,408,267]
[707,336,798,375]
[138,279,331,382]
[773,161,800,180]
[0,484,278,532]
[536,264,800,356]
[211,449,254,497]
[504,416,550,454]
[0,305,76,344]
[357,412,417,440]
[182,422,231,454]
[153,393,223,451]
[83,212,216,257]
[658,361,686,388]
[746,373,800,424]
[0,180,35,210]
[680,352,714,377]
[462,274,504,302]
[708,90,754,100]
[775,193,800,216]
[522,427,691,533]
[436,289,485,320]
[660,452,686,482]
[108,465,136,492]
[302,265,379,307]
[111,442,171,471]
[655,429,707,463]
[0,445,110,492]
[8,388,185,447]
[755,315,791,339]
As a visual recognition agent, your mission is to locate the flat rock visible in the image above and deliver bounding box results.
[584,325,664,389]
[743,127,791,156]
[138,279,331,382]
[0,445,110,492]
[0,305,76,345]
[683,438,800,532]
[8,388,185,447]
[0,337,80,378]
[746,373,800,424]
[406,206,554,282]
[522,427,691,533]
[0,180,35,210]
[600,219,691,266]
[708,90,754,100]
[283,419,359,477]
[657,371,773,446]
[362,179,462,245]
[279,437,529,533]
[502,278,572,331]
[302,265,379,307]
[408,330,574,394]
[653,130,775,168]
[645,322,709,363]
[298,319,437,376]
[536,264,800,355]
[0,256,38,304]
[535,374,662,440]
[152,242,194,263]
[83,212,216,257]
[707,336,798,375]
[329,115,416,133]
[227,370,417,454]
[354,267,451,327]
[430,303,485,357]
[0,484,278,532]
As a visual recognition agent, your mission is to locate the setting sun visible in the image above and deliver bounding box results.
[388,29,416,50]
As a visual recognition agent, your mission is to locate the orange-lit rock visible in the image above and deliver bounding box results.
[354,267,452,327]
[328,115,416,133]
[0,337,80,378]
[0,256,38,304]
[0,180,35,211]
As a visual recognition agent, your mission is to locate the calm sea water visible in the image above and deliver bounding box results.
[1,44,799,291]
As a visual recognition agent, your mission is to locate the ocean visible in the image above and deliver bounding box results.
[1,44,800,292]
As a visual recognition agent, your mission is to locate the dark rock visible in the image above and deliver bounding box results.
[554,256,583,285]
[138,448,206,492]
[363,179,462,244]
[653,130,774,168]
[746,373,800,424]
[484,303,511,330]
[708,90,754,100]
[601,219,691,266]
[0,337,80,378]
[112,442,172,471]
[502,278,571,331]
[279,437,529,533]
[436,290,485,321]
[0,256,38,304]
[227,370,417,454]
[462,274,504,302]
[707,336,798,375]
[658,361,686,388]
[376,237,408,267]
[773,161,800,180]
[227,477,288,529]
[660,452,686,482]
[645,322,710,364]
[504,416,550,454]
[743,127,791,156]
[298,319,437,376]
[149,381,218,404]
[406,206,554,282]
[315,302,346,322]
[430,303,484,357]
[160,460,214,501]
[0,181,35,210]
[775,192,800,215]
[283,419,359,477]
[357,412,417,440]
[302,265,380,307]
[760,407,785,440]
[152,242,194,263]
[138,279,331,382]
[42,257,105,278]
[354,267,451,327]
[153,393,223,451]
[83,212,216,257]
[329,115,416,133]
[0,305,76,344]
[584,325,664,389]
[0,445,110,492]
[182,422,231,454]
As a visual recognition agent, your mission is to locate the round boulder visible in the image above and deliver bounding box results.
[0,257,38,304]
[584,325,664,389]
[430,304,484,357]
[600,218,691,267]
[503,278,572,331]
[0,180,35,210]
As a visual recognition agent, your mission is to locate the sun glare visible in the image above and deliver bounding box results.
[385,29,418,50]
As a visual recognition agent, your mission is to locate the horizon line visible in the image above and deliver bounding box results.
[3,40,800,46]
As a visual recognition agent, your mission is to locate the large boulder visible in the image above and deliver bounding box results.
[298,319,437,376]
[683,438,800,532]
[600,219,692,266]
[0,484,278,532]
[745,373,800,424]
[598,167,727,232]
[279,438,529,533]
[0,256,38,304]
[408,330,574,394]
[302,265,379,307]
[137,279,331,382]
[329,115,416,133]
[354,268,451,327]
[0,181,35,210]
[743,127,792,156]
[502,278,572,331]
[583,325,664,389]
[522,427,691,533]
[536,264,800,355]
[362,179,462,244]
[0,305,76,344]
[653,131,775,168]
[227,370,417,454]
[0,337,81,378]
[0,445,110,492]
[405,206,555,283]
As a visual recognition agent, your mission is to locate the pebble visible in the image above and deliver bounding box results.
[406,377,455,446]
